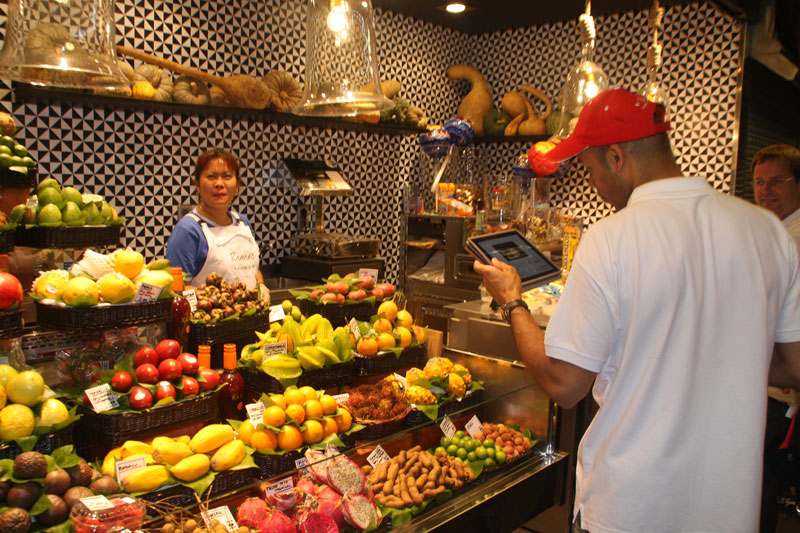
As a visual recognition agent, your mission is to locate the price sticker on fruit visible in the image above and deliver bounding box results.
[115,456,147,482]
[245,401,266,426]
[133,282,162,303]
[202,506,239,532]
[465,414,483,438]
[85,383,119,413]
[269,304,286,323]
[440,416,457,439]
[367,445,391,467]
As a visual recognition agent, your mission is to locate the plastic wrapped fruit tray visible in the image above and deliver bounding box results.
[352,344,427,376]
[403,389,486,428]
[36,299,172,330]
[0,309,23,339]
[298,299,375,326]
[138,467,260,510]
[0,424,74,460]
[189,312,270,346]
[15,224,121,249]
[241,361,354,395]
[0,228,14,254]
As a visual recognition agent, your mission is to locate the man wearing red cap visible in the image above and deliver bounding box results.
[475,87,800,532]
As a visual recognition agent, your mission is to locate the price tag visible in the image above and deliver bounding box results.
[133,282,162,303]
[85,384,119,413]
[263,342,288,356]
[439,416,456,439]
[295,457,309,470]
[392,373,407,389]
[245,402,266,426]
[332,393,349,403]
[203,506,238,532]
[79,495,114,511]
[349,318,361,340]
[367,445,391,467]
[183,290,198,312]
[358,268,379,282]
[465,414,483,439]
[269,304,286,323]
[261,477,294,497]
[0,356,9,366]
[115,456,147,482]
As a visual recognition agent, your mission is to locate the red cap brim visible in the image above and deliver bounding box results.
[544,136,589,163]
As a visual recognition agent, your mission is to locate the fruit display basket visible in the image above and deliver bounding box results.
[252,449,303,479]
[352,344,428,376]
[0,228,14,254]
[0,308,23,339]
[403,389,486,428]
[0,424,74,460]
[298,299,376,326]
[188,312,270,346]
[35,298,172,330]
[348,407,411,442]
[14,223,122,249]
[138,467,260,510]
[0,165,36,188]
[240,361,354,396]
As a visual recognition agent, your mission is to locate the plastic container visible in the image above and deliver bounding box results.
[70,494,146,533]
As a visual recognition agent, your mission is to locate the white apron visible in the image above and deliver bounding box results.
[188,211,260,289]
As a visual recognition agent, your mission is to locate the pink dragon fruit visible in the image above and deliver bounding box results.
[296,509,339,533]
[267,490,299,513]
[342,493,379,531]
[326,455,368,495]
[236,497,269,529]
[304,449,331,484]
[316,484,345,532]
[257,507,296,533]
[296,477,317,497]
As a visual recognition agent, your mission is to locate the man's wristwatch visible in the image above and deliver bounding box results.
[500,299,529,323]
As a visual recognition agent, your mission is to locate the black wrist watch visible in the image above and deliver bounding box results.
[500,299,529,323]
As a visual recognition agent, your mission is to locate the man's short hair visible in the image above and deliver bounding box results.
[752,144,800,182]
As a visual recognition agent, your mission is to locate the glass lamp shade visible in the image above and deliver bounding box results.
[554,58,609,139]
[293,0,393,117]
[0,0,128,90]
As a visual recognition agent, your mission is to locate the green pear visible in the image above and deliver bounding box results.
[36,178,60,194]
[82,202,103,225]
[37,203,62,226]
[37,187,62,208]
[8,204,25,224]
[61,186,83,207]
[62,201,85,226]
[99,200,113,224]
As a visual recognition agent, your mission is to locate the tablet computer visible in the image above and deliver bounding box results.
[467,229,562,290]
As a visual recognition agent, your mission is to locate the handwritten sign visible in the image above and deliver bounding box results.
[85,384,119,413]
[245,402,266,426]
[269,304,286,323]
[367,445,391,468]
[115,456,147,482]
[263,342,288,356]
[261,477,294,497]
[183,290,198,312]
[79,495,114,511]
[465,415,483,439]
[203,506,238,532]
[358,268,379,282]
[349,318,361,340]
[439,416,456,439]
[133,282,162,303]
[392,373,407,389]
[332,393,349,403]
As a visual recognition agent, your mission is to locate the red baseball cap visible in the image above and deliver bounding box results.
[545,87,671,163]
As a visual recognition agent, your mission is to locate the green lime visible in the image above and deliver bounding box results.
[0,145,11,156]
[450,437,462,448]
[454,430,466,439]
[485,447,496,459]
[456,447,467,460]
[21,156,34,168]
[440,436,451,447]
[434,446,446,455]
[475,447,487,460]
[483,438,495,448]
[484,457,496,469]
[13,144,27,157]
[9,155,23,166]
[466,451,477,462]
[495,450,507,464]
[0,153,12,168]
[446,444,458,456]
[495,445,502,454]
[0,135,15,148]
[464,439,477,452]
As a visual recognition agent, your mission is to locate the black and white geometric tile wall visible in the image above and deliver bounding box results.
[0,0,741,284]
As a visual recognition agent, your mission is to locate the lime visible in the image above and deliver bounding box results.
[466,451,477,462]
[464,439,477,452]
[0,145,11,156]
[6,371,45,406]
[434,446,446,455]
[0,384,6,409]
[446,444,458,456]
[495,445,502,454]
[475,447,487,460]
[13,144,27,157]
[0,153,12,168]
[281,300,292,313]
[450,437,461,448]
[0,135,15,148]
[0,404,35,440]
[440,436,451,447]
[21,156,34,168]
[0,365,18,387]
[454,430,466,439]
[291,306,302,322]
[38,398,69,427]
[456,447,467,460]
[483,438,495,448]
[485,447,496,459]
[484,457,496,469]
[495,451,507,464]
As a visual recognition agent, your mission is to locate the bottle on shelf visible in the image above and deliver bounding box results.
[197,345,211,369]
[167,267,190,351]
[218,343,245,421]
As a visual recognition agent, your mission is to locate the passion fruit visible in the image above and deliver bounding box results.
[63,486,93,510]
[67,460,94,487]
[44,468,71,495]
[35,494,68,526]
[13,451,48,479]
[0,507,31,533]
[6,482,40,510]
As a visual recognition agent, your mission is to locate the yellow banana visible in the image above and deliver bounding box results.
[121,465,169,493]
[210,439,246,472]
[152,440,193,466]
[189,424,235,454]
[121,440,153,459]
[101,447,122,477]
[171,453,211,482]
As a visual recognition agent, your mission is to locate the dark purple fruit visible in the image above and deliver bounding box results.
[7,482,39,510]
[44,468,71,495]
[0,507,31,533]
[35,494,67,526]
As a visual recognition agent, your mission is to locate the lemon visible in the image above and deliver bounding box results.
[0,365,18,387]
[0,384,6,409]
[97,272,136,304]
[33,271,69,300]
[60,276,99,307]
[38,398,69,427]
[0,403,35,440]
[6,370,45,406]
[113,249,145,280]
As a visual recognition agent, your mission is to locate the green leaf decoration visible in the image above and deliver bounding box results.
[182,470,217,497]
[51,445,81,469]
[153,396,176,408]
[345,423,365,436]
[229,452,257,471]
[13,435,38,452]
[414,404,439,421]
[311,434,344,450]
[33,405,81,436]
[29,491,54,515]
[33,519,73,533]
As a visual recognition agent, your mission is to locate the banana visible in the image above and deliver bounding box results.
[189,424,235,454]
[101,447,122,477]
[171,453,211,482]
[210,439,246,472]
[146,259,170,271]
[152,440,193,466]
[121,440,153,459]
[121,465,169,493]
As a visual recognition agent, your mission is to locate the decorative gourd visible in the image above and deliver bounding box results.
[362,79,402,99]
[262,71,302,112]
[117,60,136,83]
[209,85,230,106]
[173,76,210,105]
[517,86,553,137]
[131,81,155,100]
[446,64,493,136]
[93,59,135,97]
[133,64,173,102]
[483,109,511,136]
[25,23,87,66]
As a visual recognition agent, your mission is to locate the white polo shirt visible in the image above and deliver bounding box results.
[545,177,800,533]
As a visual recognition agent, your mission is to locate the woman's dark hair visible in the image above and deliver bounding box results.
[194,149,240,184]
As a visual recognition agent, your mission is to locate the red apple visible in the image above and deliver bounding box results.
[371,287,384,299]
[325,282,339,293]
[135,363,159,384]
[332,281,347,295]
[344,272,355,280]
[158,358,182,381]
[335,293,345,304]
[375,283,395,298]
[155,339,181,362]
[320,292,338,303]
[181,376,200,397]
[0,272,23,311]
[198,367,220,391]
[176,353,199,375]
[155,381,177,402]
[347,289,366,301]
[309,289,324,301]
[128,386,153,410]
[133,346,159,368]
[356,275,375,290]
[111,371,133,393]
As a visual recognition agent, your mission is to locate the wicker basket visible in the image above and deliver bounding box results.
[15,224,121,249]
[0,425,74,460]
[252,450,303,480]
[36,299,172,330]
[0,229,14,254]
[403,389,486,428]
[138,467,259,508]
[347,407,411,442]
[188,313,270,346]
[241,361,354,395]
[0,309,23,340]
[298,299,375,326]
[351,345,427,376]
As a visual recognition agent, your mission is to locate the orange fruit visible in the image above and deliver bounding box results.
[237,420,255,445]
[304,399,324,420]
[319,394,337,415]
[269,394,287,410]
[394,326,412,348]
[373,318,392,333]
[284,388,306,406]
[322,417,339,437]
[263,405,286,428]
[395,309,413,328]
[302,419,324,445]
[285,403,305,425]
[251,429,278,452]
[277,425,303,451]
[413,325,427,344]
[298,386,318,402]
[356,337,378,356]
[334,409,353,432]
[378,300,398,321]
[376,332,396,350]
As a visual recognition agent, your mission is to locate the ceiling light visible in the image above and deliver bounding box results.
[446,3,467,14]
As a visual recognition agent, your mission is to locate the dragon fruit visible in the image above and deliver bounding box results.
[296,478,317,497]
[296,509,339,533]
[267,490,299,513]
[327,455,368,495]
[305,449,332,484]
[236,497,269,529]
[258,507,296,533]
[316,484,345,531]
[342,493,379,531]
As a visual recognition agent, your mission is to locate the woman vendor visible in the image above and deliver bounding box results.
[166,149,268,300]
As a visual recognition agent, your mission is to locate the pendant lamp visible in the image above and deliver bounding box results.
[553,1,609,139]
[638,0,669,116]
[0,0,128,89]
[293,0,393,117]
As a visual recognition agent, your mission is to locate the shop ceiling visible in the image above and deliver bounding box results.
[372,0,756,33]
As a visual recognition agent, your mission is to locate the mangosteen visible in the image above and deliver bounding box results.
[233,289,247,303]
[233,303,245,314]
[204,285,219,295]
[206,272,222,287]
[0,508,31,533]
[222,306,235,318]
[246,288,259,301]
[35,494,68,526]
[89,475,119,494]
[230,281,245,292]
[197,298,213,311]
[13,451,48,479]
[63,486,93,510]
[209,308,223,320]
[0,479,9,502]
[44,468,71,495]
[220,293,233,307]
[67,460,94,487]
[7,482,40,510]
[210,294,221,307]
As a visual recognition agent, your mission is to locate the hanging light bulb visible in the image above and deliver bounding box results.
[294,0,393,117]
[638,0,669,116]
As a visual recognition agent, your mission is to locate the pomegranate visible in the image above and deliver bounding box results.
[257,508,296,533]
[235,497,269,529]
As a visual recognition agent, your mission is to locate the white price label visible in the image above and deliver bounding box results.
[349,318,361,340]
[183,290,198,312]
[245,402,266,426]
[332,393,349,403]
[261,477,294,496]
[80,495,114,511]
[439,416,456,439]
[115,456,147,482]
[269,304,286,323]
[465,415,483,438]
[295,457,309,470]
[358,268,379,282]
[85,384,119,413]
[392,373,407,389]
[367,445,391,468]
[133,282,162,303]
[263,342,288,356]
[203,506,238,532]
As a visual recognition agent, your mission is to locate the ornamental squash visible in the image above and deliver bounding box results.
[446,64,493,136]
[209,85,230,106]
[173,76,210,105]
[133,64,173,102]
[262,71,302,112]
[517,86,552,137]
[131,80,155,100]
